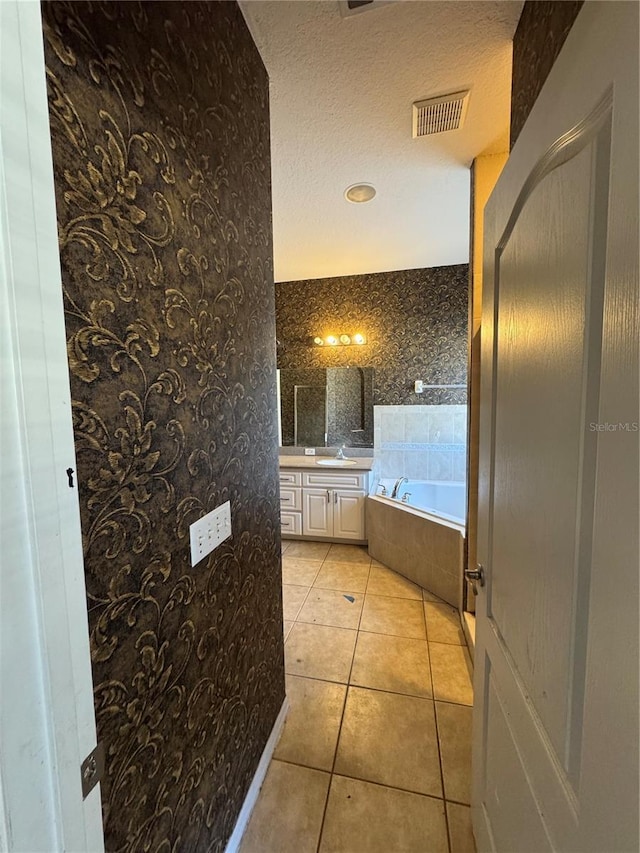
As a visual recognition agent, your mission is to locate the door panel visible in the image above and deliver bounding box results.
[303,489,332,537]
[473,4,639,852]
[483,674,553,853]
[333,490,366,540]
[491,141,598,770]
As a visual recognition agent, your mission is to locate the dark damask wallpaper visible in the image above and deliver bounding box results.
[275,266,468,409]
[42,2,284,850]
[510,0,584,148]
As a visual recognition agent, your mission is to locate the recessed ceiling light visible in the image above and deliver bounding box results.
[345,183,376,203]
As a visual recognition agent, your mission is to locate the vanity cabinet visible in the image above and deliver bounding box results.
[279,468,369,543]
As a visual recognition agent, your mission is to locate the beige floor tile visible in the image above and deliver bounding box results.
[367,563,423,600]
[319,775,448,853]
[239,760,329,853]
[425,602,466,644]
[281,541,290,555]
[436,702,472,804]
[283,620,294,642]
[429,643,474,706]
[447,802,477,853]
[360,595,426,640]
[274,675,347,771]
[286,541,332,561]
[298,588,364,629]
[326,544,371,564]
[313,560,371,593]
[350,631,432,698]
[282,557,324,586]
[334,687,442,797]
[282,584,309,621]
[285,623,357,683]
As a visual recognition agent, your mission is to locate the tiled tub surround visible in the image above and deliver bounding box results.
[367,497,465,610]
[374,405,467,483]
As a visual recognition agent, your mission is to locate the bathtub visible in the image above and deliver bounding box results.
[367,480,466,608]
[379,479,466,526]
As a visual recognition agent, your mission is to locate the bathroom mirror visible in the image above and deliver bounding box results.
[278,367,374,448]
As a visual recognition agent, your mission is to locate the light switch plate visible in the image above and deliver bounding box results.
[189,501,232,566]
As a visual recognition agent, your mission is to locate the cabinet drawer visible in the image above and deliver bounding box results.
[279,470,302,487]
[302,471,368,490]
[280,486,302,511]
[281,511,302,536]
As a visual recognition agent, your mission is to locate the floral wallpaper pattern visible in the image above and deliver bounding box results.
[510,0,584,148]
[275,265,469,409]
[42,2,284,850]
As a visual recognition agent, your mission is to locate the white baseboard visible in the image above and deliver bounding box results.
[224,696,290,853]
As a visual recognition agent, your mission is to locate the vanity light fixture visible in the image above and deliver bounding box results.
[311,333,367,347]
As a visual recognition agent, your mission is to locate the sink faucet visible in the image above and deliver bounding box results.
[336,444,348,460]
[391,476,408,499]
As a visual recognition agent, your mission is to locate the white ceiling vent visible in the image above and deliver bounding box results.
[338,1,393,19]
[412,91,470,138]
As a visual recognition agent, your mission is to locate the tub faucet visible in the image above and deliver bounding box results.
[391,477,408,499]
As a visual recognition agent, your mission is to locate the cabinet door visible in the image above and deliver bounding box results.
[333,490,366,540]
[303,488,332,537]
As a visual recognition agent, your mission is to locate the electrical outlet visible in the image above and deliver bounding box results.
[414,380,424,393]
[189,501,232,566]
[304,447,316,455]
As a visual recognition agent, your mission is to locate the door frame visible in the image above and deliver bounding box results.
[0,2,104,850]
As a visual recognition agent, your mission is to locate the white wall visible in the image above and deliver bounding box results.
[0,3,103,850]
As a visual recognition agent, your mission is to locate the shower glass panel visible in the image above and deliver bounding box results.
[294,385,327,447]
[278,367,374,447]
[326,367,371,447]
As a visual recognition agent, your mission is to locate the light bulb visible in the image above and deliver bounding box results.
[326,335,338,346]
[313,336,324,346]
[353,333,365,345]
[340,334,351,345]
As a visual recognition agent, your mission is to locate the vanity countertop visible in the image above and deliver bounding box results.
[279,455,374,471]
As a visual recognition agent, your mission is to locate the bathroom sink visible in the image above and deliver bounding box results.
[315,458,358,467]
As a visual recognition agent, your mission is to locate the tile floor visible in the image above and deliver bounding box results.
[240,541,476,853]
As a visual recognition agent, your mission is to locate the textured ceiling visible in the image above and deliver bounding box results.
[240,0,523,282]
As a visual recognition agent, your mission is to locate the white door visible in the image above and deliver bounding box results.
[333,490,366,540]
[303,489,332,537]
[473,4,638,853]
[0,2,104,850]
